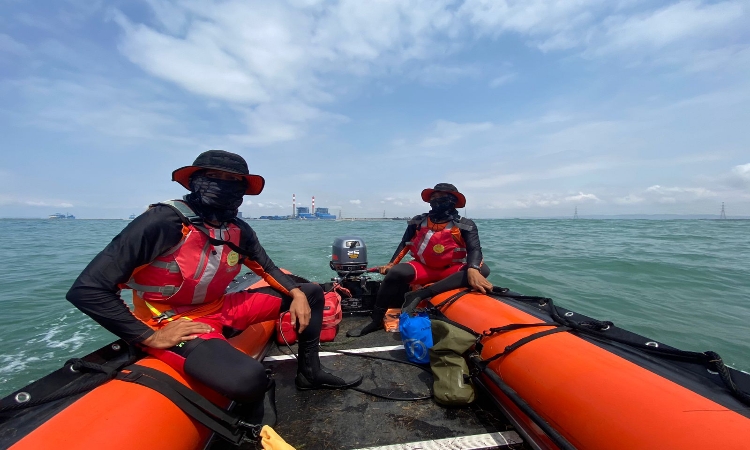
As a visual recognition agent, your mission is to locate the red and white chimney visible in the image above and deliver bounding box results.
[312,196,315,214]
[293,194,296,218]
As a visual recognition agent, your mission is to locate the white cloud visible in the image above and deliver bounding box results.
[111,1,466,145]
[731,163,750,179]
[645,185,716,198]
[114,0,463,105]
[106,0,750,149]
[411,64,482,85]
[510,193,561,209]
[419,120,493,147]
[0,198,75,208]
[722,163,750,190]
[614,194,644,205]
[463,161,614,190]
[686,45,750,73]
[458,0,603,46]
[590,1,745,57]
[489,72,517,88]
[490,190,599,210]
[228,101,348,146]
[4,76,192,144]
[458,0,749,67]
[349,199,361,204]
[565,192,600,203]
[114,14,272,104]
[0,33,29,56]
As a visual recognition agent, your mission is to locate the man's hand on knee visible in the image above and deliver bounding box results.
[288,288,311,333]
[379,262,395,275]
[142,318,214,349]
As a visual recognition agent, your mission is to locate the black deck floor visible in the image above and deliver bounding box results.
[211,315,525,450]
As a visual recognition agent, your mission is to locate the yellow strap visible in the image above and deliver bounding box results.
[143,300,190,323]
[143,300,163,317]
[260,425,296,450]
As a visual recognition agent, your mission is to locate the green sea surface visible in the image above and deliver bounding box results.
[1,218,748,397]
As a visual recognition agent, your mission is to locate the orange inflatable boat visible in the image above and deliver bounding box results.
[1,274,277,450]
[2,276,749,449]
[428,288,750,449]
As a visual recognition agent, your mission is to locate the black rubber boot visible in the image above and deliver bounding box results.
[241,372,277,427]
[402,289,431,313]
[346,306,387,337]
[295,342,363,390]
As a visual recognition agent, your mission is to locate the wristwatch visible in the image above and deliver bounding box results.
[468,263,481,271]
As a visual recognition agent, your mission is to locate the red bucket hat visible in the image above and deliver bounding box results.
[172,150,265,195]
[421,183,466,208]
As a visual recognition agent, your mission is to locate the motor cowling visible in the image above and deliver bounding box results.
[330,237,368,277]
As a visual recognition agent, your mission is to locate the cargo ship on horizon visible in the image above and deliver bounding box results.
[48,213,75,219]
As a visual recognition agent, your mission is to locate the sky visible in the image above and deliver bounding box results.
[1,0,749,219]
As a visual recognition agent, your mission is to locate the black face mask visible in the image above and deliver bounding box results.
[428,196,458,223]
[186,174,247,223]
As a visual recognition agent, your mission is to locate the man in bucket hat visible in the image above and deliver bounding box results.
[67,150,362,418]
[348,183,492,337]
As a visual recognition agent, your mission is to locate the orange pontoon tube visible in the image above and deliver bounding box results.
[429,288,750,450]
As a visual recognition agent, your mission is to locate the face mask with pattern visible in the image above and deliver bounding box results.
[428,195,458,223]
[186,173,247,223]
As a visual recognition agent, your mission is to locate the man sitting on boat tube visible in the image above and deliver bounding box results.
[67,150,362,407]
[348,183,493,337]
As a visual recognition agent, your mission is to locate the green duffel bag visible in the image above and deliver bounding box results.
[429,317,478,406]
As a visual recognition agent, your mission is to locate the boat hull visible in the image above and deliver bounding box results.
[429,289,750,449]
[3,280,276,450]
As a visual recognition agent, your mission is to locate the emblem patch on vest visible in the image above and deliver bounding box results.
[226,250,239,266]
[433,244,445,254]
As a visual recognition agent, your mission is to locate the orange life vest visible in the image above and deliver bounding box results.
[124,200,243,325]
[406,217,467,268]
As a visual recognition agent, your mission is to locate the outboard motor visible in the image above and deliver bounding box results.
[328,237,379,314]
[330,237,368,276]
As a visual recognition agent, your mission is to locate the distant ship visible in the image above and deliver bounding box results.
[49,213,75,219]
[258,215,289,220]
[124,214,137,221]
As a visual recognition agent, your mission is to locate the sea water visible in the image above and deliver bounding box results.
[1,218,748,396]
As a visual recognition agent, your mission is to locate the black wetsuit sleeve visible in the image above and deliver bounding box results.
[460,218,484,267]
[235,221,300,293]
[66,205,185,344]
[390,216,421,262]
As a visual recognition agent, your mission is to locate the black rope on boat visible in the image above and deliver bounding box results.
[0,358,124,413]
[331,350,433,401]
[275,318,433,402]
[433,288,472,310]
[705,351,750,406]
[479,326,572,367]
[475,323,560,354]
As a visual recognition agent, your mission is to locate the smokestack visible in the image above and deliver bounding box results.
[312,196,315,214]
[293,194,296,218]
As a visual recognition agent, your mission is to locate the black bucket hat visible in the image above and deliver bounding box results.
[172,150,265,195]
[421,183,466,208]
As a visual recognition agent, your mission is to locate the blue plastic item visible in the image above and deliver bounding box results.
[399,311,433,364]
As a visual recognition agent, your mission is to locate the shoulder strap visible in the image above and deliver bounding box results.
[407,213,428,227]
[454,217,474,231]
[152,200,254,258]
[150,199,201,225]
